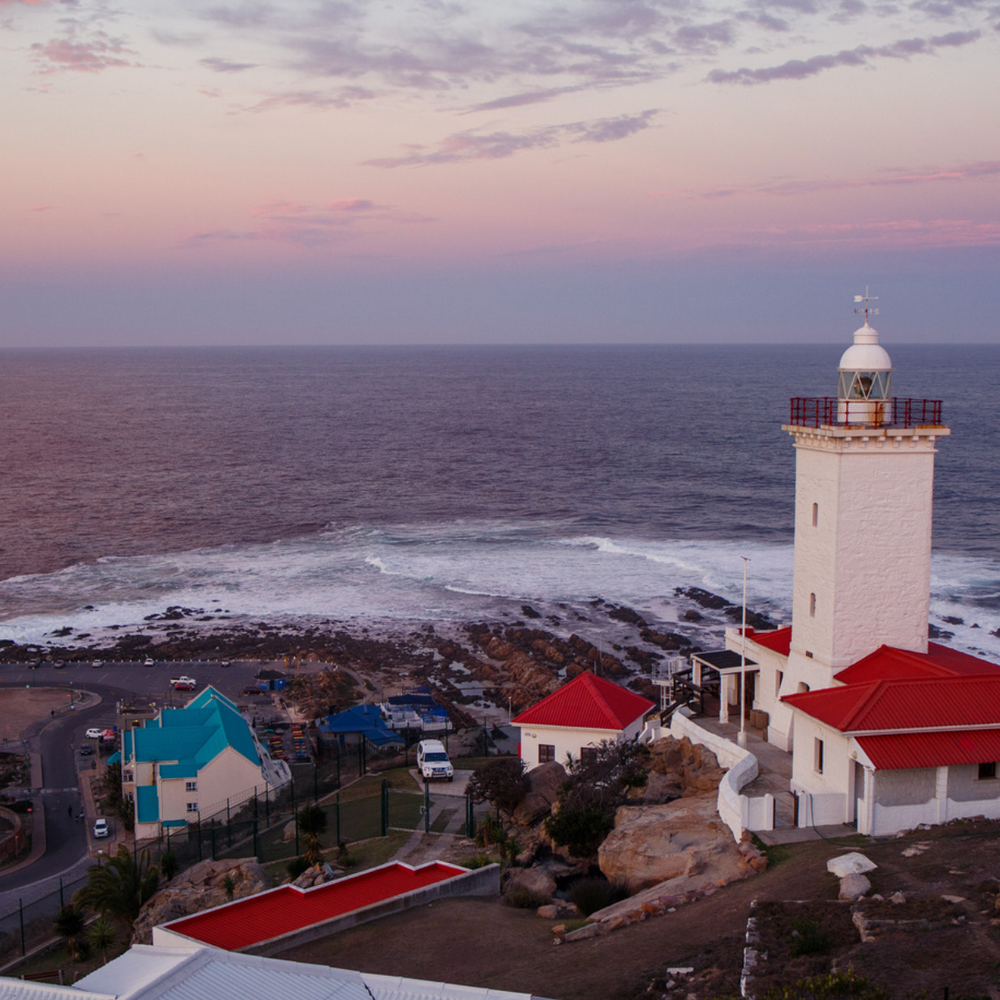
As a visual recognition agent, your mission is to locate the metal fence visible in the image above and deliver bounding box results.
[0,743,491,969]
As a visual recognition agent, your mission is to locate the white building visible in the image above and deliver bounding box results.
[122,686,290,840]
[513,671,654,772]
[703,306,1000,836]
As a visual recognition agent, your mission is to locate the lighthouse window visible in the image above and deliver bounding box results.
[809,593,817,617]
[812,503,819,527]
[978,762,997,780]
[814,739,825,774]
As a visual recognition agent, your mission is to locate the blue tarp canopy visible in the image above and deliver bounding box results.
[318,705,403,746]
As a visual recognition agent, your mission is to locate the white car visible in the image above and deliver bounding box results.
[416,739,454,782]
[85,727,102,739]
[143,657,155,667]
[93,818,109,839]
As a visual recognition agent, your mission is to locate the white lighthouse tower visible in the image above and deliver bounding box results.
[782,299,950,694]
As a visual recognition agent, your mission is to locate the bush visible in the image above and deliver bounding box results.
[568,876,632,916]
[789,918,833,957]
[286,856,310,880]
[544,808,614,858]
[503,885,549,909]
[461,853,492,869]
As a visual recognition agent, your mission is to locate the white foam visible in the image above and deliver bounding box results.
[1,521,998,660]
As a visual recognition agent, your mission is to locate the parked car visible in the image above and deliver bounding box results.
[80,743,93,756]
[416,739,454,781]
[171,676,196,690]
[93,818,109,839]
[91,659,104,668]
[143,657,155,667]
[85,727,102,739]
[243,685,263,696]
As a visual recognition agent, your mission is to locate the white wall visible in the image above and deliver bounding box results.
[787,425,946,674]
[518,724,622,772]
[789,714,852,827]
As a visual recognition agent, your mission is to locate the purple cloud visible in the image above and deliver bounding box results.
[201,56,257,72]
[30,30,135,73]
[707,29,980,84]
[365,109,660,167]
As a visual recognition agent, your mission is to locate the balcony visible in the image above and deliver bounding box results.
[789,397,943,429]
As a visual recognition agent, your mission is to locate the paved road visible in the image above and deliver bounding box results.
[0,657,306,897]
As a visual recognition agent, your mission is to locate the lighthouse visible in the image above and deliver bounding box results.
[781,308,950,695]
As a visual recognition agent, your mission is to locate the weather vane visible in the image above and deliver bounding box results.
[853,286,879,324]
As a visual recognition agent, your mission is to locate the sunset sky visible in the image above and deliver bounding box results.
[3,0,998,345]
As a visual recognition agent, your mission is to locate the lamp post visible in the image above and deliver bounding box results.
[738,556,749,749]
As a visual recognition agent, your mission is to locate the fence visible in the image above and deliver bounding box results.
[0,741,492,969]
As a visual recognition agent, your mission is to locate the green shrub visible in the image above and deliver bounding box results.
[286,856,310,880]
[544,808,614,857]
[461,853,492,869]
[789,917,833,957]
[568,876,632,916]
[504,885,549,909]
[760,969,889,999]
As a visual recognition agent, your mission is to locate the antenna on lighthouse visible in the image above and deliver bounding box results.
[853,287,879,325]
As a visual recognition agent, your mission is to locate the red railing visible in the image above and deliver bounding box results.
[789,397,943,428]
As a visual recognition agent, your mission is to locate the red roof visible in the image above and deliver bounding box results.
[785,675,1000,733]
[783,643,1000,770]
[834,643,1000,685]
[858,730,1000,770]
[745,626,791,655]
[511,672,654,731]
[164,861,466,951]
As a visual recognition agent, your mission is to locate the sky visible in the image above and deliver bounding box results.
[2,0,998,346]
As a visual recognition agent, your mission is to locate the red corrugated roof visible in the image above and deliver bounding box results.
[859,729,1000,770]
[164,861,465,951]
[745,626,791,655]
[834,643,1000,685]
[511,671,654,731]
[785,674,1000,733]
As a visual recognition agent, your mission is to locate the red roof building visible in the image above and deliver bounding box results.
[513,671,654,771]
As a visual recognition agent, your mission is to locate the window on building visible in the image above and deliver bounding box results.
[580,746,598,764]
[124,771,133,782]
[538,744,555,763]
[814,738,824,774]
[186,802,199,813]
[809,592,817,617]
[978,762,997,780]
[185,780,198,792]
[775,670,784,696]
[812,502,819,527]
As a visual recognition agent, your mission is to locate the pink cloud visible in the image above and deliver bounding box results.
[30,203,52,212]
[30,32,135,74]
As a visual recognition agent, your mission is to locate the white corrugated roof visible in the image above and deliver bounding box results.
[58,945,549,1000]
[0,982,114,1000]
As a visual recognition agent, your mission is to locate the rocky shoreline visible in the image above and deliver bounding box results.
[0,588,779,723]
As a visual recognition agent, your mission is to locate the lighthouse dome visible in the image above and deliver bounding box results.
[838,323,892,372]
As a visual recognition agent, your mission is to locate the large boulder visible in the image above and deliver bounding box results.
[598,798,735,891]
[513,761,567,825]
[132,857,269,944]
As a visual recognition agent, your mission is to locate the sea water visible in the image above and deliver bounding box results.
[1,343,998,657]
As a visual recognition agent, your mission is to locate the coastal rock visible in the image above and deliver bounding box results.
[503,866,556,902]
[513,761,566,825]
[132,857,269,945]
[598,797,734,891]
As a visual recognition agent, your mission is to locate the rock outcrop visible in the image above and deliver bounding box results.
[598,796,736,890]
[131,857,269,944]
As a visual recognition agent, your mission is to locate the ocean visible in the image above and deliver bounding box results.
[1,342,998,658]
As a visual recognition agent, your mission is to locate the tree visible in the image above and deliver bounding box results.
[87,917,116,965]
[75,845,160,927]
[544,739,650,859]
[466,757,529,819]
[298,804,328,866]
[53,906,86,961]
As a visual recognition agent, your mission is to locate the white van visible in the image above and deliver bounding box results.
[416,740,454,781]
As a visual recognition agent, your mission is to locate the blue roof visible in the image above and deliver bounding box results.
[131,685,259,773]
[319,705,384,734]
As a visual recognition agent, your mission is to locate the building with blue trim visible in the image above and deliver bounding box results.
[122,686,291,840]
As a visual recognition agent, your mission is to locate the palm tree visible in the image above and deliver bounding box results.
[75,845,160,927]
[87,917,116,965]
[53,906,86,961]
[297,804,327,866]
